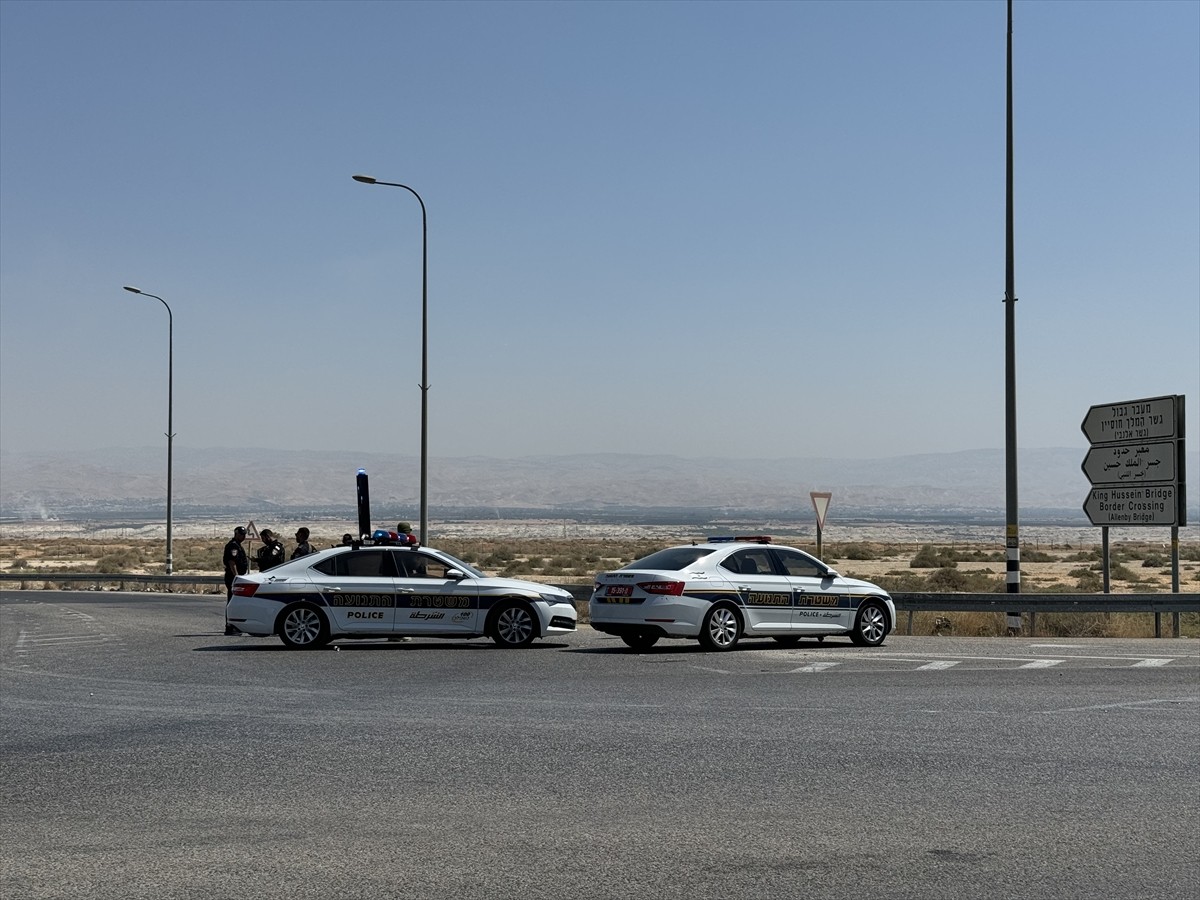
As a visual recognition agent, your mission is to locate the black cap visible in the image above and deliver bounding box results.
[234,526,246,535]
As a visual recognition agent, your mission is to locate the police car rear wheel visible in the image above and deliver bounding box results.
[278,603,330,650]
[699,603,741,651]
[491,601,536,648]
[621,633,660,651]
[850,600,889,647]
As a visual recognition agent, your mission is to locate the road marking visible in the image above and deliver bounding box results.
[1131,658,1173,667]
[916,660,960,670]
[1048,697,1199,714]
[1019,659,1065,669]
[788,662,841,674]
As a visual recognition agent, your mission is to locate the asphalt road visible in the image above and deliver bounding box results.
[2,591,1198,900]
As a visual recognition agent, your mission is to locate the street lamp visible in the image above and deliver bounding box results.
[123,285,174,575]
[352,174,429,544]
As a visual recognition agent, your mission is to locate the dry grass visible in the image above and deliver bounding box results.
[1,532,1196,638]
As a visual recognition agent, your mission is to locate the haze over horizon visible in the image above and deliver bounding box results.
[1,1,1197,462]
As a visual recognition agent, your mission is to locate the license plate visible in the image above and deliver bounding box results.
[606,585,633,597]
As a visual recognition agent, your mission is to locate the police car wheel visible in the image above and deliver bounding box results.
[772,636,802,647]
[491,601,536,648]
[850,600,889,647]
[620,633,659,651]
[278,603,330,650]
[699,603,741,651]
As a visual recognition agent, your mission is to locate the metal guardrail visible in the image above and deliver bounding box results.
[895,591,1200,639]
[0,572,225,590]
[1,574,1195,637]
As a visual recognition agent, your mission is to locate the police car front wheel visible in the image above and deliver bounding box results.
[278,603,331,650]
[491,600,537,648]
[850,600,889,647]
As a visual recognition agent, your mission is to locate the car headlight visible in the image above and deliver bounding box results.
[539,592,573,605]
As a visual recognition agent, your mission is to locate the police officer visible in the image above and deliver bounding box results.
[292,527,315,559]
[256,529,286,572]
[223,526,249,635]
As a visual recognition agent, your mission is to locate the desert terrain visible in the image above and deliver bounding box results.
[1,519,1197,638]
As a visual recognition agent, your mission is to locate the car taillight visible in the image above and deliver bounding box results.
[232,583,259,597]
[638,580,685,596]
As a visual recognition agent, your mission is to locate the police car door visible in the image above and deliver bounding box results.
[773,548,852,632]
[392,551,478,634]
[718,547,794,633]
[312,549,397,633]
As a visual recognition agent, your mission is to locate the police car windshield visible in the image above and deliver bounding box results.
[436,550,485,579]
[623,547,716,571]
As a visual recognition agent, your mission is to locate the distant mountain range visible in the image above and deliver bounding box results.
[1,446,1196,525]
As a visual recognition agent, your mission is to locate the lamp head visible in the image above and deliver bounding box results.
[352,174,377,184]
[123,286,142,294]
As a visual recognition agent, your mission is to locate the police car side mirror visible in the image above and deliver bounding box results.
[821,567,839,579]
[446,568,467,581]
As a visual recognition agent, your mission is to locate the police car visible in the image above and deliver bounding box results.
[226,537,577,649]
[589,537,895,651]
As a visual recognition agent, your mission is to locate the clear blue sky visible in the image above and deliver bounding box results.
[1,0,1197,461]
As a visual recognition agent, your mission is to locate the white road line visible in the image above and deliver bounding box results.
[788,662,841,674]
[1131,658,1173,667]
[1019,659,1065,669]
[916,660,961,670]
[1030,644,1089,649]
[1047,697,1199,714]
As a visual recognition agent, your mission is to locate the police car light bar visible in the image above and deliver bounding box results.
[371,530,419,547]
[707,535,772,544]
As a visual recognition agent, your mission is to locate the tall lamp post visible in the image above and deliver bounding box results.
[123,286,174,575]
[352,174,429,544]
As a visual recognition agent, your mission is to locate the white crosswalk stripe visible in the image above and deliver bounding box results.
[916,660,961,670]
[1020,659,1065,669]
[1131,658,1173,667]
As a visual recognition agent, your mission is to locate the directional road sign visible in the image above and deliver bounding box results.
[1081,394,1186,527]
[1084,484,1181,527]
[1081,440,1177,486]
[1081,395,1179,445]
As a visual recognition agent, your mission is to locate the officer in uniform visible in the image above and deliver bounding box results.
[291,527,315,559]
[256,529,286,572]
[223,526,249,635]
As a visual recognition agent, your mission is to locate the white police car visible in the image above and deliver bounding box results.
[227,541,577,649]
[589,537,895,651]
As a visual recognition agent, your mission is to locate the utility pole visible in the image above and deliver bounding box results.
[1004,0,1022,633]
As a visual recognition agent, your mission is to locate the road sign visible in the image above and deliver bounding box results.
[1081,394,1186,528]
[1081,395,1179,445]
[810,492,832,530]
[1081,440,1177,486]
[1084,485,1180,527]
